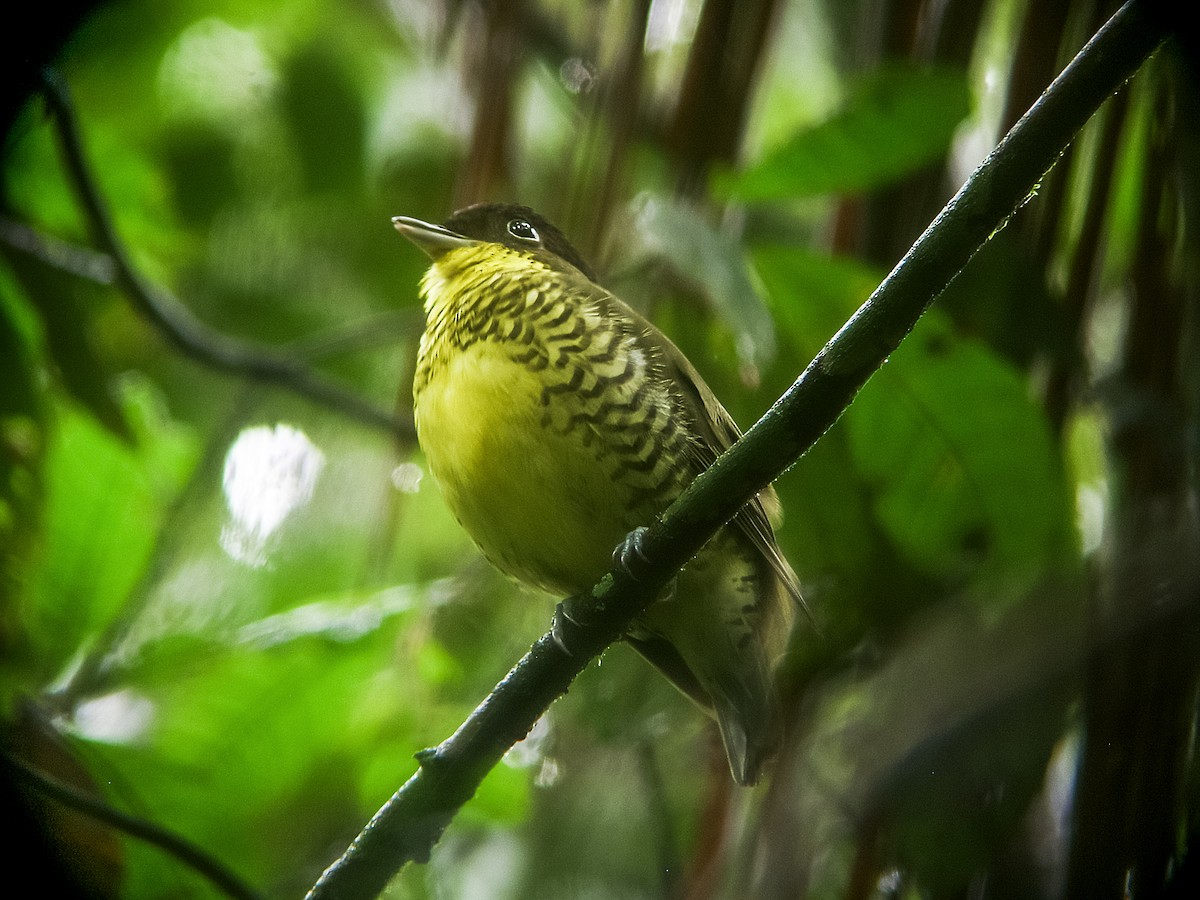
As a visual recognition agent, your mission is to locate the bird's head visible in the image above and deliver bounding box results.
[392,203,597,282]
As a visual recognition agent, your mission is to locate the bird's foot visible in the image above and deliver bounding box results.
[612,526,652,581]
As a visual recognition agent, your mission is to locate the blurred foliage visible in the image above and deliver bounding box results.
[718,65,972,201]
[1,1,1197,899]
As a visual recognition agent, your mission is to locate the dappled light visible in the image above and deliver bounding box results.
[220,424,326,568]
[2,2,1197,899]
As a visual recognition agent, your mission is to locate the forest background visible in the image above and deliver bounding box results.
[2,1,1197,898]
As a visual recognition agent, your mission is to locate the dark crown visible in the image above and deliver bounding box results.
[442,203,597,281]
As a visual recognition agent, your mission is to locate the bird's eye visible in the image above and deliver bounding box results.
[507,219,540,244]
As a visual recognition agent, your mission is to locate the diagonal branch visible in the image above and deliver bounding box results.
[307,3,1168,898]
[37,70,416,443]
[6,752,263,900]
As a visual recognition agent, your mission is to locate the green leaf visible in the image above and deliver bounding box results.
[159,121,239,227]
[22,385,195,680]
[24,405,161,676]
[279,41,367,192]
[1,248,133,443]
[463,760,533,826]
[752,245,878,356]
[77,642,378,895]
[1,286,48,683]
[846,315,1076,589]
[719,65,972,201]
[753,243,1073,593]
[616,194,777,369]
[753,246,937,638]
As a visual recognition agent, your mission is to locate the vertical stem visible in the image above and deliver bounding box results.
[1042,88,1130,432]
[454,0,524,206]
[1066,58,1200,899]
[580,0,652,261]
[666,0,780,198]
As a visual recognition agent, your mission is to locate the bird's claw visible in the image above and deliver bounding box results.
[552,600,583,656]
[612,526,652,580]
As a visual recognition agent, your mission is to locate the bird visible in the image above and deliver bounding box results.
[394,202,802,785]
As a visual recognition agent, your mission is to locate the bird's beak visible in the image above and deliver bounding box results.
[392,216,478,259]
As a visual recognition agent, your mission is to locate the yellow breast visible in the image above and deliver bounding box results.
[412,245,679,596]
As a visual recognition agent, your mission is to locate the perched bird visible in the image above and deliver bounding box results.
[394,203,801,784]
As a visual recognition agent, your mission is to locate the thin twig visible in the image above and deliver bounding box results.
[0,214,116,283]
[0,215,424,367]
[6,752,263,900]
[37,70,416,443]
[306,4,1169,899]
[282,309,425,362]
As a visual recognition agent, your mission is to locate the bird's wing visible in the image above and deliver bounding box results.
[662,343,806,611]
[592,286,806,612]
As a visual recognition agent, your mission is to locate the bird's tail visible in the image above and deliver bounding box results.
[708,657,780,786]
[632,540,793,785]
